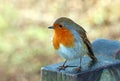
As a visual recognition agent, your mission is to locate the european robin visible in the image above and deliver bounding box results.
[48,17,97,70]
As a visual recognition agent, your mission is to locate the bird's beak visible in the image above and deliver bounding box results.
[48,26,54,29]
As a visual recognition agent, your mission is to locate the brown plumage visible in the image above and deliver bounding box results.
[75,25,97,61]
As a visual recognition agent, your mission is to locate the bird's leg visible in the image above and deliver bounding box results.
[58,60,77,71]
[58,60,68,71]
[73,57,82,72]
[76,57,82,71]
[79,57,82,69]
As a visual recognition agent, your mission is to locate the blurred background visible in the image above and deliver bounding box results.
[0,0,120,81]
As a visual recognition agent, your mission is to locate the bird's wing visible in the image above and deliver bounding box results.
[74,24,97,61]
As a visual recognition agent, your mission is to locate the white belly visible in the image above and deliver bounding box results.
[57,33,88,60]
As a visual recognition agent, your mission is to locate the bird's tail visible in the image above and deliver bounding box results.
[88,51,97,61]
[85,39,97,61]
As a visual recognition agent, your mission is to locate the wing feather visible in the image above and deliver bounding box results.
[74,24,97,61]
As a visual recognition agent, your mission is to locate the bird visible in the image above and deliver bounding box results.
[48,17,97,71]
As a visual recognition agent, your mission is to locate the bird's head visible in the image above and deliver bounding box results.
[48,17,76,32]
[48,17,76,49]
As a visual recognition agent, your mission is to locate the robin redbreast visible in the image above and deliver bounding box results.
[48,17,97,71]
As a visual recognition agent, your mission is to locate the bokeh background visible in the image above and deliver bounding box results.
[0,0,120,81]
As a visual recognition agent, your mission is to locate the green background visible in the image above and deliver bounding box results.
[0,0,120,81]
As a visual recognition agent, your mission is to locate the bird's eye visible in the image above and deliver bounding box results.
[59,24,63,28]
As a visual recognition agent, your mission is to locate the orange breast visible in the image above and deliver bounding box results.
[53,27,75,49]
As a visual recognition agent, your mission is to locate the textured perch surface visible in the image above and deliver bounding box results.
[41,56,120,81]
[41,39,120,81]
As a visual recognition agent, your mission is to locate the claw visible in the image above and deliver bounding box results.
[57,59,81,71]
[57,65,68,71]
[74,66,81,72]
[57,65,78,71]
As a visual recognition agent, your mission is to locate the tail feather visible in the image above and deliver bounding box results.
[85,39,97,61]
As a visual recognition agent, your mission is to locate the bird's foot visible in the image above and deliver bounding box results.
[57,65,78,71]
[57,65,69,71]
[74,66,81,72]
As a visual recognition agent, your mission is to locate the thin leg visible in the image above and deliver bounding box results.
[78,57,82,70]
[62,60,67,67]
[58,60,77,71]
[80,57,82,67]
[58,60,68,71]
[72,57,82,72]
